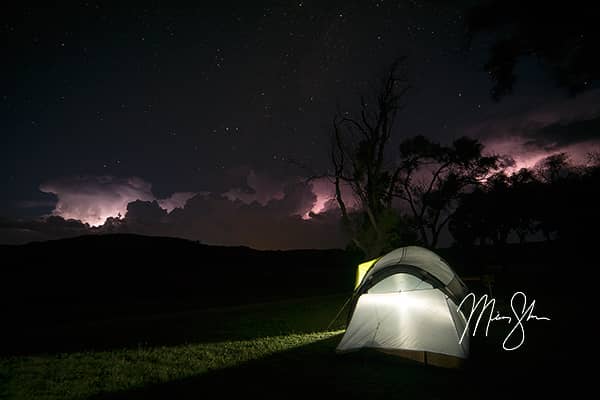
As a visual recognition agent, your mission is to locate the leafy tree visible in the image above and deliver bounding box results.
[506,168,539,243]
[450,151,600,247]
[534,152,571,183]
[394,135,502,248]
[532,153,573,241]
[449,168,540,246]
[466,0,600,100]
[448,187,490,247]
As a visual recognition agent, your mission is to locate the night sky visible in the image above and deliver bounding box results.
[2,1,599,248]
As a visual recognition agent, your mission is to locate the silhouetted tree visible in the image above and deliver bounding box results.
[507,168,539,243]
[448,187,490,247]
[484,172,514,245]
[450,152,600,247]
[394,135,502,248]
[587,151,600,167]
[331,58,414,258]
[450,167,541,246]
[536,153,600,244]
[532,153,574,241]
[534,152,571,183]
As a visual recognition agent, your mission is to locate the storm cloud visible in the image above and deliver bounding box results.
[118,180,346,250]
[526,116,600,150]
[3,172,348,249]
[39,176,155,226]
[39,176,195,226]
[468,89,600,169]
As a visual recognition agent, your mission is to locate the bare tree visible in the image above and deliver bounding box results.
[331,58,411,258]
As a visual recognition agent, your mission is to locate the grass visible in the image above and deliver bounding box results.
[0,292,572,399]
[0,331,341,400]
[0,295,350,400]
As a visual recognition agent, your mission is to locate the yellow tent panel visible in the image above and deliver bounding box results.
[355,258,379,289]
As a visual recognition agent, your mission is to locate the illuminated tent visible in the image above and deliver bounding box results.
[336,246,470,368]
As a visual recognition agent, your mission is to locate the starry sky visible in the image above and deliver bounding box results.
[2,1,599,248]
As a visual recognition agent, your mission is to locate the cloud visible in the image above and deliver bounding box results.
[39,176,197,226]
[5,171,349,249]
[222,169,357,219]
[126,200,168,222]
[525,116,600,150]
[308,177,358,215]
[223,170,285,205]
[157,192,196,213]
[0,216,90,245]
[95,179,347,250]
[154,181,345,249]
[40,176,155,226]
[466,89,600,169]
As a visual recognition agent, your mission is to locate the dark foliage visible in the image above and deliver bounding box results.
[395,135,501,248]
[449,153,600,246]
[466,0,600,99]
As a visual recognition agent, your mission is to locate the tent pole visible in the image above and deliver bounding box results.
[326,294,353,331]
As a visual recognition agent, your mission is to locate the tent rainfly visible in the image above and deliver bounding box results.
[336,246,470,368]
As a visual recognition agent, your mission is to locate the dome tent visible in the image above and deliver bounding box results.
[336,246,470,368]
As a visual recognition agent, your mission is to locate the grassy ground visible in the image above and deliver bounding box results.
[0,332,341,400]
[0,295,350,399]
[0,291,573,399]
